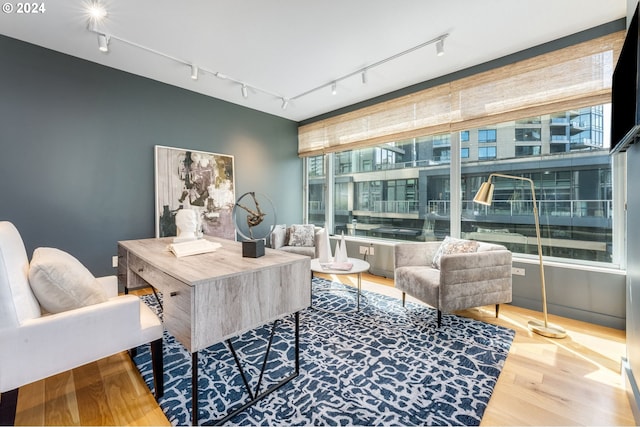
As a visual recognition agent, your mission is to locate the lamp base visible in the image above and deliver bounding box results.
[528,319,567,339]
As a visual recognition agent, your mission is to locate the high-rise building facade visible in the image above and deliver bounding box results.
[308,105,613,263]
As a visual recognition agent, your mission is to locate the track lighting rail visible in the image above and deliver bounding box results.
[86,5,448,112]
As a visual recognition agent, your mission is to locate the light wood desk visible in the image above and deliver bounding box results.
[117,236,310,425]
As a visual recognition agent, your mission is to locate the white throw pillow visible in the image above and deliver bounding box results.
[288,224,315,247]
[432,236,480,269]
[29,247,108,313]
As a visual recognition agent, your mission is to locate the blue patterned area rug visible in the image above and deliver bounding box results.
[133,278,515,426]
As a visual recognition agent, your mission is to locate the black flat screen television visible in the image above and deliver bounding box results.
[611,3,640,154]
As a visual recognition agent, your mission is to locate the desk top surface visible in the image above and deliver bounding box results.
[119,236,309,285]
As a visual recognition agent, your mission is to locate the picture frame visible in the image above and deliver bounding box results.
[154,145,236,240]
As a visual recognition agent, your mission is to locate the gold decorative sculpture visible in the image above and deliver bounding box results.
[232,192,276,258]
[235,192,266,239]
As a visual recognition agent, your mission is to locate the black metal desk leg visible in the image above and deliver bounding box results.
[212,312,302,426]
[192,351,199,426]
[295,311,300,375]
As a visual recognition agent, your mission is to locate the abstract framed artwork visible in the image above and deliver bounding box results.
[154,145,236,240]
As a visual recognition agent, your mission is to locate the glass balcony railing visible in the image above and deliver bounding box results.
[309,201,324,212]
[464,198,612,219]
[371,200,420,214]
[427,200,450,215]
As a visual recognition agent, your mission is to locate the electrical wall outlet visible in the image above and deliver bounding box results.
[512,267,525,276]
[112,255,119,268]
[359,245,375,256]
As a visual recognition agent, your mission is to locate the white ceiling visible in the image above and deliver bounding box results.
[0,0,627,122]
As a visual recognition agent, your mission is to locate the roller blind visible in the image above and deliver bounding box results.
[298,31,624,157]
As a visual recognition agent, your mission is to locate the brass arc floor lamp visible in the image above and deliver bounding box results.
[473,173,566,339]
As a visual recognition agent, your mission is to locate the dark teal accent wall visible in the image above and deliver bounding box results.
[0,35,301,276]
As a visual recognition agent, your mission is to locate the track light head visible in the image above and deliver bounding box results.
[331,82,337,95]
[281,98,289,110]
[97,33,110,53]
[191,64,198,80]
[361,70,368,84]
[241,84,248,98]
[86,2,107,33]
[436,38,445,57]
[88,2,107,21]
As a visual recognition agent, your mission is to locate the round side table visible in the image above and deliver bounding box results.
[310,257,370,313]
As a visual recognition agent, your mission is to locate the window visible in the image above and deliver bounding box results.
[432,134,450,146]
[335,182,349,212]
[307,155,325,227]
[355,181,381,211]
[307,105,614,264]
[308,156,324,177]
[515,128,542,141]
[301,28,623,265]
[382,179,418,213]
[478,146,497,159]
[335,151,352,174]
[478,129,497,143]
[434,148,450,162]
[326,138,451,241]
[515,145,542,156]
[376,147,396,170]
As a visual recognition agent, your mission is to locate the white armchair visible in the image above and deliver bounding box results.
[0,221,164,423]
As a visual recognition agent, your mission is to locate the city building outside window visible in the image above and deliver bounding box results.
[515,145,542,156]
[478,129,497,143]
[478,146,497,159]
[307,104,614,264]
[515,128,542,141]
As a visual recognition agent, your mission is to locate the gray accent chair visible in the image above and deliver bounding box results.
[394,240,512,327]
[270,224,321,258]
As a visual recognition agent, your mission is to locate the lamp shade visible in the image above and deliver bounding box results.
[473,182,494,205]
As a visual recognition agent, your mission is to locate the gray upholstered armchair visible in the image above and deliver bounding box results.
[270,224,321,258]
[394,238,512,327]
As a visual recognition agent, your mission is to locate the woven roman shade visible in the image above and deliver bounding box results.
[298,31,624,157]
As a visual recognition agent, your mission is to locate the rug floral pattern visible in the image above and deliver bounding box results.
[133,278,515,426]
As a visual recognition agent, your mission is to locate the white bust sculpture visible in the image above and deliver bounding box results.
[174,209,200,242]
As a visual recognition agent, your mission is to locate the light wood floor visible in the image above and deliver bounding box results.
[13,273,636,426]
